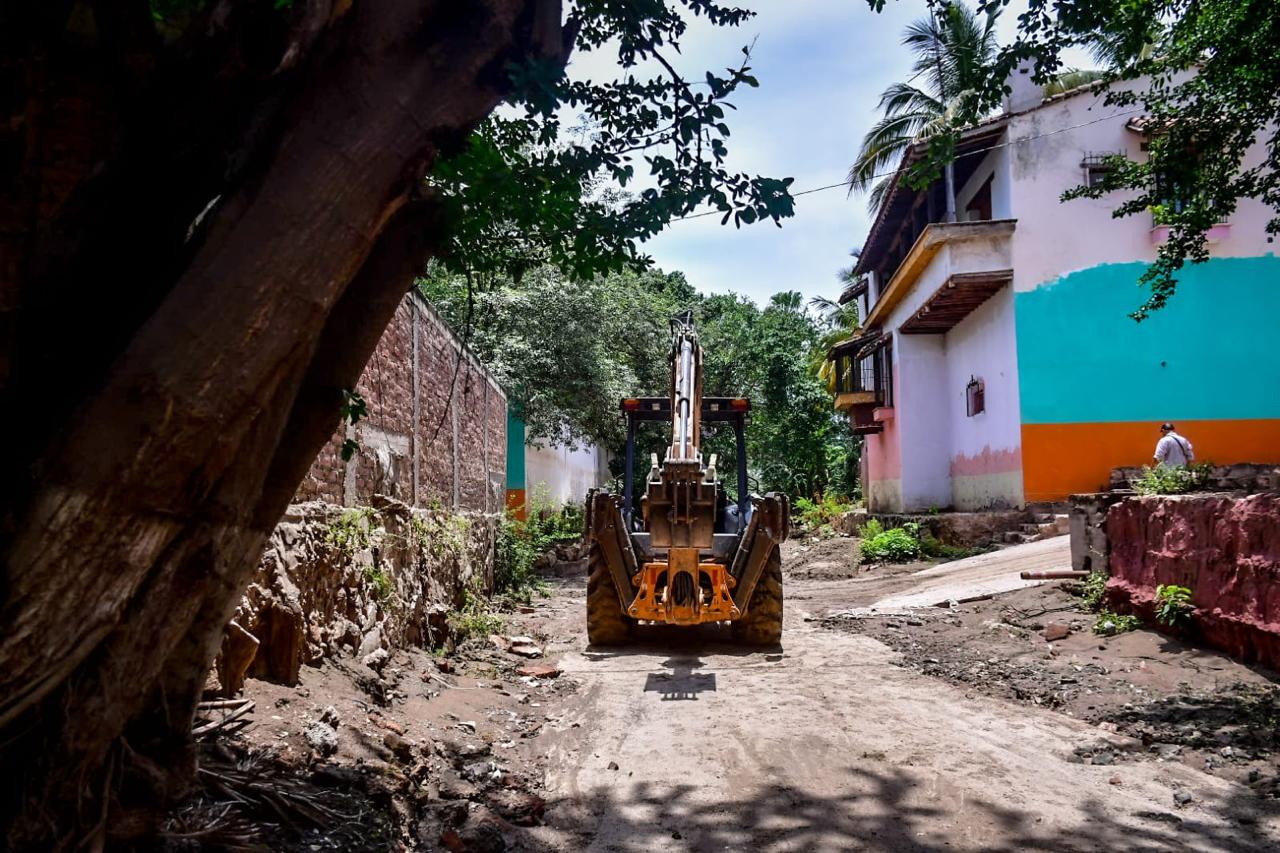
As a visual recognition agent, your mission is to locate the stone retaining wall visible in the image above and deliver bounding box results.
[1105,492,1280,670]
[840,509,1030,546]
[1109,463,1279,493]
[218,498,498,693]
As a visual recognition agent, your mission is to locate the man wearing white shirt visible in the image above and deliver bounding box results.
[1153,423,1195,467]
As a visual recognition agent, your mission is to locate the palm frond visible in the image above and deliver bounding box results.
[1043,68,1105,96]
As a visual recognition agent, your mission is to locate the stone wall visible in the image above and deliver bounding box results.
[221,499,498,693]
[858,510,1030,546]
[1105,493,1280,671]
[1109,463,1280,494]
[219,294,510,693]
[1068,491,1130,574]
[297,293,507,513]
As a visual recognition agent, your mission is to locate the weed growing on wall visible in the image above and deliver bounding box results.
[408,512,471,561]
[1134,462,1214,495]
[1080,571,1109,612]
[363,565,394,602]
[325,507,381,556]
[1154,584,1195,628]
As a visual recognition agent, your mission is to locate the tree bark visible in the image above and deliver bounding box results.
[0,0,568,846]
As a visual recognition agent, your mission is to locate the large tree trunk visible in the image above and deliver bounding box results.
[0,1,567,847]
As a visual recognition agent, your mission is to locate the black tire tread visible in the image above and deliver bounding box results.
[732,546,783,646]
[586,542,633,646]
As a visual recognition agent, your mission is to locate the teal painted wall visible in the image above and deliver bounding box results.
[1015,255,1280,425]
[505,408,526,490]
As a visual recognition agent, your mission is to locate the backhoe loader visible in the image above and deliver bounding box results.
[583,313,789,645]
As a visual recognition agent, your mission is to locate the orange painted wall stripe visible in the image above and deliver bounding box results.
[1022,419,1280,502]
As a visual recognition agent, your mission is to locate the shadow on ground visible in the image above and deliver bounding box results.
[537,762,1279,852]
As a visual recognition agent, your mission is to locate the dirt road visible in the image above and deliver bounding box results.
[518,542,1278,852]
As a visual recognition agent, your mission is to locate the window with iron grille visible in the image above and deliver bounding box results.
[1081,152,1123,190]
[966,376,985,417]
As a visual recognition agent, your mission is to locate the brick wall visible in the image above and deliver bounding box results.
[295,293,506,512]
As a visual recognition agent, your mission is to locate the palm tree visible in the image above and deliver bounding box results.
[847,1,1001,213]
[1042,68,1106,97]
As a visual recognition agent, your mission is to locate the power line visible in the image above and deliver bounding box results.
[671,107,1145,223]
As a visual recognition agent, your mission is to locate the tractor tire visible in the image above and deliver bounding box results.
[586,542,634,646]
[732,545,783,646]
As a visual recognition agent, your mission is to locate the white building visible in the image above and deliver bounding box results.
[833,71,1280,512]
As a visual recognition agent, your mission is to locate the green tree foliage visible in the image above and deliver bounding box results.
[867,0,1280,318]
[848,2,1001,213]
[422,268,856,502]
[431,1,796,282]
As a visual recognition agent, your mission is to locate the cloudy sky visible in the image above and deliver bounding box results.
[563,1,1075,307]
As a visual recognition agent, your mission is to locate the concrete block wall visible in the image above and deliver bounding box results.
[295,292,506,513]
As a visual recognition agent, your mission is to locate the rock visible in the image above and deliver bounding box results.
[487,790,546,826]
[1043,622,1071,642]
[249,598,306,685]
[320,705,341,728]
[457,742,491,759]
[304,721,338,757]
[384,732,413,761]
[455,807,512,853]
[1219,746,1234,759]
[462,760,504,786]
[607,761,620,771]
[516,663,562,679]
[1173,789,1194,808]
[363,648,390,673]
[1109,776,1122,785]
[438,773,480,801]
[216,620,260,696]
[509,643,543,658]
[1090,751,1114,766]
[434,658,456,674]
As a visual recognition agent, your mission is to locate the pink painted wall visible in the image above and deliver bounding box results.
[1106,493,1280,670]
[864,367,902,511]
[949,445,1022,478]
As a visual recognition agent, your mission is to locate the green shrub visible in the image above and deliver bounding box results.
[857,518,885,539]
[860,527,923,563]
[1154,583,1194,627]
[1093,610,1142,636]
[794,493,856,531]
[1080,571,1108,612]
[1134,462,1213,495]
[448,587,505,642]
